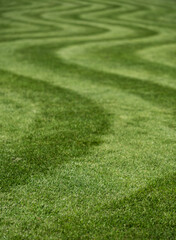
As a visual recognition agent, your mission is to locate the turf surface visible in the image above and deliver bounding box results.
[0,0,176,239]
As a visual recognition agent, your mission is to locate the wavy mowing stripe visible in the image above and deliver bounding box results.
[0,2,91,37]
[0,0,158,40]
[1,0,176,239]
[0,3,110,41]
[139,43,176,68]
[0,0,175,195]
[0,69,108,191]
[53,2,176,88]
[0,0,175,189]
[12,41,175,111]
[58,38,176,89]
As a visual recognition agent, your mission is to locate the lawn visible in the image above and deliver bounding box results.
[0,0,176,239]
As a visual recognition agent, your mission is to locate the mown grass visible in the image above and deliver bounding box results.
[0,0,176,239]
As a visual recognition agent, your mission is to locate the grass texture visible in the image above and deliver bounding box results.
[0,0,176,239]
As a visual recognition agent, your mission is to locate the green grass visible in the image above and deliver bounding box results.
[0,0,176,239]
